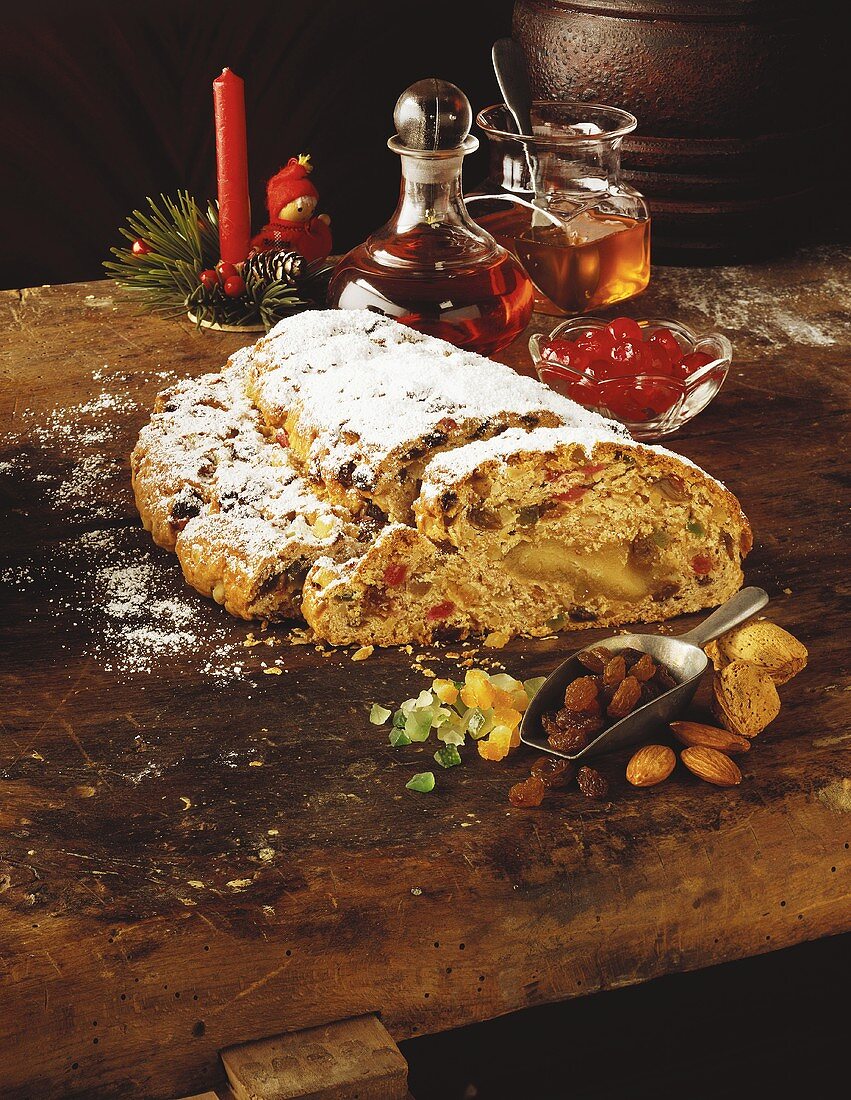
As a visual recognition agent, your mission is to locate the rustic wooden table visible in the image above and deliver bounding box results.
[1,247,849,1100]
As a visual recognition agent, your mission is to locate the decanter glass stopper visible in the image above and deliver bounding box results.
[393,78,474,153]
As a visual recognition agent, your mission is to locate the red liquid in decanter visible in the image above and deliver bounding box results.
[329,226,534,357]
[328,78,535,356]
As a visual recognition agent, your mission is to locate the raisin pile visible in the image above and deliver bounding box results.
[507,646,677,808]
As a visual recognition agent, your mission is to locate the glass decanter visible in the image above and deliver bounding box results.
[469,102,651,316]
[327,79,534,356]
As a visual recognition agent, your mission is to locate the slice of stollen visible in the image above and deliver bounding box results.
[301,428,751,646]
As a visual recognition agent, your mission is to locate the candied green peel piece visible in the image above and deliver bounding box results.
[434,744,462,769]
[369,703,391,725]
[406,771,436,793]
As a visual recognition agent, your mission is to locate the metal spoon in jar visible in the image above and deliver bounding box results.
[487,38,610,233]
[520,587,769,761]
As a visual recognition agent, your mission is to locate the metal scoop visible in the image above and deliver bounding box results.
[520,587,769,761]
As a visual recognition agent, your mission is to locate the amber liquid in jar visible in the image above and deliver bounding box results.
[474,204,650,316]
[329,226,534,357]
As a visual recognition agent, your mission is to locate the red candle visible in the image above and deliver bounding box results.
[213,67,251,264]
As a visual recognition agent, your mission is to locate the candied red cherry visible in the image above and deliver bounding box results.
[575,328,614,360]
[426,600,455,621]
[564,377,601,409]
[648,328,681,361]
[644,342,673,376]
[607,316,643,344]
[679,350,714,378]
[638,378,682,417]
[586,357,613,380]
[383,561,408,588]
[541,340,592,376]
[608,340,644,377]
[600,380,649,422]
[540,337,574,364]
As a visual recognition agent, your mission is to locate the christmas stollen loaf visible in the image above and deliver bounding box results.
[131,309,751,643]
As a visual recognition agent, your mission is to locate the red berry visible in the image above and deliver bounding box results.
[691,554,713,575]
[216,260,238,280]
[199,268,218,290]
[223,274,246,297]
[383,561,408,588]
[679,351,714,378]
[426,600,454,622]
[648,328,681,362]
[607,316,643,344]
[131,238,151,256]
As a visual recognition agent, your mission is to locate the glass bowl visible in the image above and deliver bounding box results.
[529,317,732,440]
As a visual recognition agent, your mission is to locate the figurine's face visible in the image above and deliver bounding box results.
[277,195,317,222]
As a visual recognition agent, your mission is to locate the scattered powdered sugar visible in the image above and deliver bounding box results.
[57,528,248,679]
[20,389,139,447]
[0,564,34,588]
[1,379,142,522]
[651,246,851,350]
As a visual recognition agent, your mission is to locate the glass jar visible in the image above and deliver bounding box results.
[468,102,651,316]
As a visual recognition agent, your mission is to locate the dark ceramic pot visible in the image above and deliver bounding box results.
[512,0,837,262]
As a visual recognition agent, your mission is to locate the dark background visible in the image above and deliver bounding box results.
[0,0,515,290]
[2,3,847,1094]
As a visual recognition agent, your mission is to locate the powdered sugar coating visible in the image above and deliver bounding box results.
[131,308,745,637]
[243,310,632,508]
[132,354,351,554]
[419,423,630,497]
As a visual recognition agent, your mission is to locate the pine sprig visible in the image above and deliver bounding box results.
[104,192,219,315]
[104,192,330,330]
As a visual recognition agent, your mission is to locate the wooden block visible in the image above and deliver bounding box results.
[221,1014,409,1100]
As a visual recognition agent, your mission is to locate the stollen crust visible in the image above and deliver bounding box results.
[131,310,752,643]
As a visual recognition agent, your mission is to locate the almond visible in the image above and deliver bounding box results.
[670,720,751,755]
[681,746,742,787]
[712,661,781,738]
[705,621,807,685]
[626,744,676,787]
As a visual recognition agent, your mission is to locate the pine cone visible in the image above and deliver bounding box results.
[245,248,306,286]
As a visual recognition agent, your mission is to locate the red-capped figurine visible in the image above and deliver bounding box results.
[250,154,332,263]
